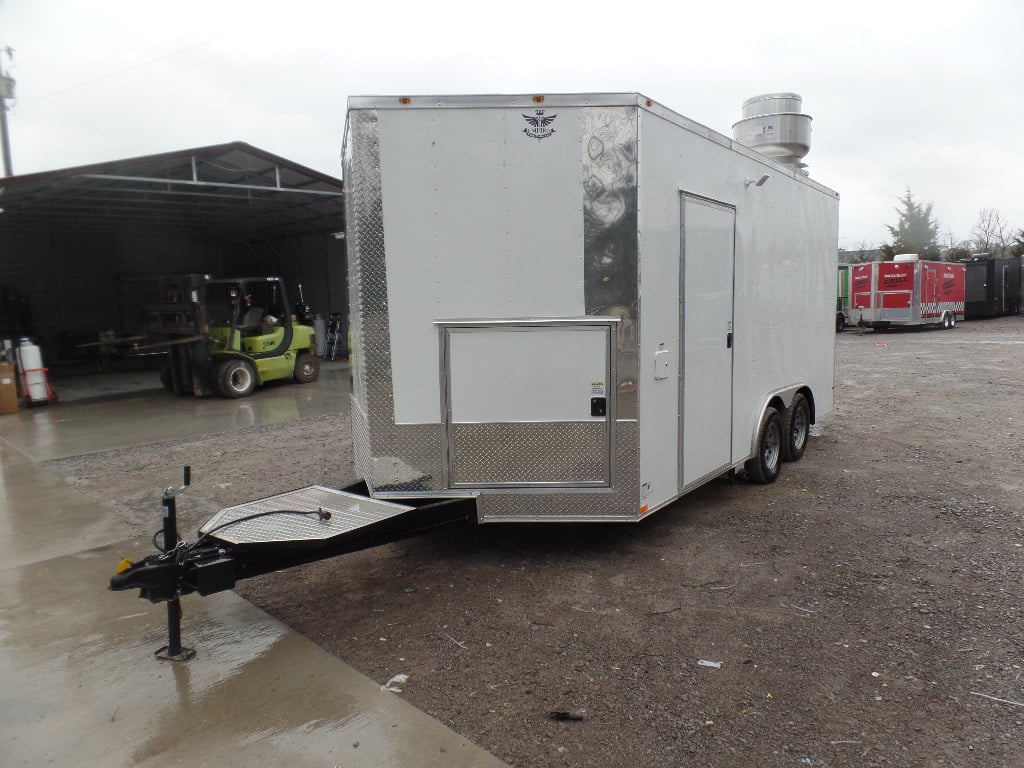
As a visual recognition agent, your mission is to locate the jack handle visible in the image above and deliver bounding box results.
[164,465,190,500]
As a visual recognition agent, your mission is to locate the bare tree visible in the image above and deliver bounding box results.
[940,229,964,262]
[970,208,1011,256]
[839,241,880,263]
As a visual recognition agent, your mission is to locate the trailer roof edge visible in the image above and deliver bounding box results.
[347,93,840,198]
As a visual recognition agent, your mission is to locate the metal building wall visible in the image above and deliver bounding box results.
[1,229,347,363]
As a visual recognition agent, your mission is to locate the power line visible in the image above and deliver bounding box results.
[21,34,228,105]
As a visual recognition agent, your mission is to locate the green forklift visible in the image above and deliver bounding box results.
[146,274,319,398]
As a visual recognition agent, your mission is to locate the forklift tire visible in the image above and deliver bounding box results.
[293,352,320,384]
[782,393,810,463]
[218,359,256,398]
[745,406,783,484]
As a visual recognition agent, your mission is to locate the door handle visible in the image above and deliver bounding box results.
[726,332,733,349]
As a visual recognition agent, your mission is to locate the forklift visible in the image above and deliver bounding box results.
[145,274,319,398]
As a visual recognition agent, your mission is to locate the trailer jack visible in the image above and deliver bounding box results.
[108,467,203,660]
[110,468,477,660]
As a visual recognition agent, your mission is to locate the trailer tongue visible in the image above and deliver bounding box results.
[109,470,475,658]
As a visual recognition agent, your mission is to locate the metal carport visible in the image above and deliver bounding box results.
[0,142,346,365]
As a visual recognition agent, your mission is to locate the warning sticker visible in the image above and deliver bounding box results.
[590,381,605,396]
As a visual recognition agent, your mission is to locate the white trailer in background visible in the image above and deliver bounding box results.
[343,92,840,523]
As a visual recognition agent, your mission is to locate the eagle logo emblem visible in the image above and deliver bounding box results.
[522,109,557,140]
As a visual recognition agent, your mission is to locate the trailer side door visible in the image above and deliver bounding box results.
[921,264,938,318]
[851,263,874,317]
[679,194,735,488]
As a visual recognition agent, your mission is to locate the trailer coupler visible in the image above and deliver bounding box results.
[110,544,237,603]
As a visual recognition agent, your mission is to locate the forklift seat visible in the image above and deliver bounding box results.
[240,306,264,333]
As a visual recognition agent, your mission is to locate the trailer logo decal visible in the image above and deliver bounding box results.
[883,273,910,288]
[522,110,557,140]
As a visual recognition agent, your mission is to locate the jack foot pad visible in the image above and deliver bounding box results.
[155,645,196,661]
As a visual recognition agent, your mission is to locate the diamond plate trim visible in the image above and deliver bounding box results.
[350,395,372,488]
[370,423,445,493]
[450,421,607,486]
[582,107,639,419]
[476,420,638,520]
[199,486,414,545]
[345,108,397,486]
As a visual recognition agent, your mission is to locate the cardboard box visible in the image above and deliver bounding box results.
[0,362,19,415]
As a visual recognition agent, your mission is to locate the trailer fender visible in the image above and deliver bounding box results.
[746,386,815,460]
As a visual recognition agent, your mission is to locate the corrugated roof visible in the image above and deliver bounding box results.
[0,142,344,240]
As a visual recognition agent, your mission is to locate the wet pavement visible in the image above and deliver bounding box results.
[6,361,353,462]
[0,364,508,768]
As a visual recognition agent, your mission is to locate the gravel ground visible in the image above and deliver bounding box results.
[50,316,1024,767]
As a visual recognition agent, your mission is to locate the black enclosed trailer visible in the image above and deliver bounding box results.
[962,256,1022,319]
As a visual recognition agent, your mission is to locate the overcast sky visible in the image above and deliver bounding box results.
[2,0,1022,249]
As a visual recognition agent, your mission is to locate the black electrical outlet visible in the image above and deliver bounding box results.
[590,397,607,417]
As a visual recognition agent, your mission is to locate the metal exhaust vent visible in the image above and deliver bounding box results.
[732,93,812,173]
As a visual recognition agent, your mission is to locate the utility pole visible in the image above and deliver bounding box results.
[0,47,15,177]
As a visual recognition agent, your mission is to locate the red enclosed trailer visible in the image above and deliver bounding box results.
[851,255,965,329]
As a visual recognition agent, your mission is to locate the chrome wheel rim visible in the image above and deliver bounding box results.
[791,408,808,451]
[231,367,252,392]
[764,422,781,471]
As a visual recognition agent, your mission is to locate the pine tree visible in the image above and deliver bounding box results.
[880,189,941,260]
[1010,229,1024,258]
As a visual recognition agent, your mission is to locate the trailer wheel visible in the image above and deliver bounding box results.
[745,406,783,484]
[293,352,320,384]
[948,313,956,329]
[941,312,951,329]
[217,359,256,398]
[782,393,810,462]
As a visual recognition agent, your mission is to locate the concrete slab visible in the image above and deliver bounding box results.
[0,362,351,462]
[0,442,128,570]
[0,538,505,768]
[0,366,508,768]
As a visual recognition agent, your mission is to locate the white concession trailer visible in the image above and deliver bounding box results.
[343,92,839,523]
[110,94,840,632]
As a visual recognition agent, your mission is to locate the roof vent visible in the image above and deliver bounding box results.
[732,93,812,172]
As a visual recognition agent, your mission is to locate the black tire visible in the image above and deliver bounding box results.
[941,312,951,329]
[293,351,320,384]
[948,313,956,329]
[217,359,256,398]
[836,313,846,333]
[745,406,783,484]
[782,393,810,462]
